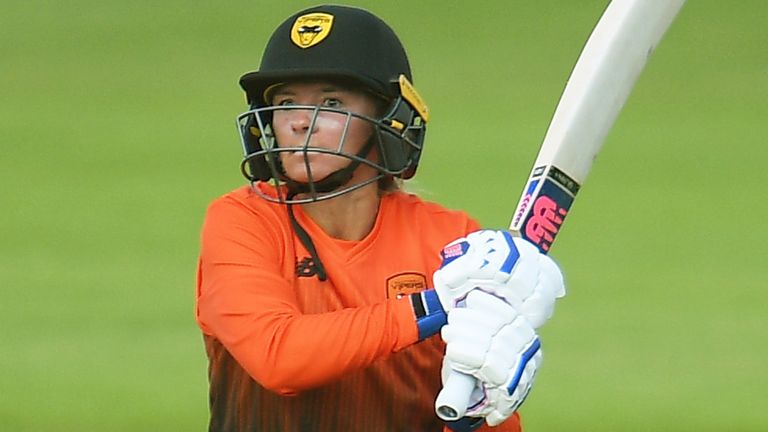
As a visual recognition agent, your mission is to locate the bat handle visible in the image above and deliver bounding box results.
[435,370,476,421]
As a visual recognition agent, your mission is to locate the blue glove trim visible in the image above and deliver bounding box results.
[506,336,541,394]
[500,231,520,274]
[411,290,447,340]
[444,415,485,432]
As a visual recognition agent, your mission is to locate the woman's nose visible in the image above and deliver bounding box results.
[289,108,317,134]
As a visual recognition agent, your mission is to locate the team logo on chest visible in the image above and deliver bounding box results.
[386,272,427,299]
[296,256,319,278]
[291,13,334,49]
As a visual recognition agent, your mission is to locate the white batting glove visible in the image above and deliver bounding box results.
[433,229,565,328]
[441,290,543,427]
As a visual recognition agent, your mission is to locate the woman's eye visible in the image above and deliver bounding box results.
[322,98,342,108]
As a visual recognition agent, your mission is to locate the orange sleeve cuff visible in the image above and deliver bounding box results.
[392,294,421,350]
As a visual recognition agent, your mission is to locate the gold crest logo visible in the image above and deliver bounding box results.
[291,13,334,49]
[386,272,427,299]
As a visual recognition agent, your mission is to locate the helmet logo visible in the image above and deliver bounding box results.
[290,13,334,49]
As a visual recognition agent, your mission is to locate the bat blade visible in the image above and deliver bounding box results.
[436,0,686,421]
[511,0,687,253]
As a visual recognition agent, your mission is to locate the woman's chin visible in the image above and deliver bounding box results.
[281,161,347,183]
[282,168,334,184]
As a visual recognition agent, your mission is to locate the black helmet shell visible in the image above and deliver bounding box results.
[240,5,412,106]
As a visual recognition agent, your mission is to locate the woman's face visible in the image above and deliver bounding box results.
[270,81,380,184]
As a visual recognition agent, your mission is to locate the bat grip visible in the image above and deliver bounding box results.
[435,370,476,421]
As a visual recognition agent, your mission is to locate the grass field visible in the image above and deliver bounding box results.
[2,1,766,430]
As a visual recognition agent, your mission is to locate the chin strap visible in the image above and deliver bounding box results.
[286,193,328,281]
[283,136,377,196]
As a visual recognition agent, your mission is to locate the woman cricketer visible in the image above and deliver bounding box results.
[195,4,565,431]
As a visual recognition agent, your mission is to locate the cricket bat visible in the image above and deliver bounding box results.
[436,0,686,422]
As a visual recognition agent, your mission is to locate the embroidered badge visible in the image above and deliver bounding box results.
[386,272,427,299]
[290,12,334,49]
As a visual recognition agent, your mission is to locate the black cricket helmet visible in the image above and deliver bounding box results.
[236,4,429,203]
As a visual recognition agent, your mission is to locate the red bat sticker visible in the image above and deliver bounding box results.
[525,195,568,252]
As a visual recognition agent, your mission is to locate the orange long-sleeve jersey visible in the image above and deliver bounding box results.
[195,183,521,432]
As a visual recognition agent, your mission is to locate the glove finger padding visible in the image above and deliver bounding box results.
[441,290,542,422]
[442,293,518,371]
[521,254,566,328]
[479,317,537,386]
[433,229,565,330]
[434,230,520,310]
[484,344,541,426]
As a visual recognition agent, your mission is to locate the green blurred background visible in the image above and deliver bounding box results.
[2,1,766,430]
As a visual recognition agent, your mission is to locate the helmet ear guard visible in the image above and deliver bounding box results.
[377,74,429,179]
[377,94,426,179]
[238,110,277,182]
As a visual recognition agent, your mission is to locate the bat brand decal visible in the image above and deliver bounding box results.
[525,195,567,252]
[291,13,334,48]
[512,179,540,228]
[548,165,581,195]
[522,177,575,253]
